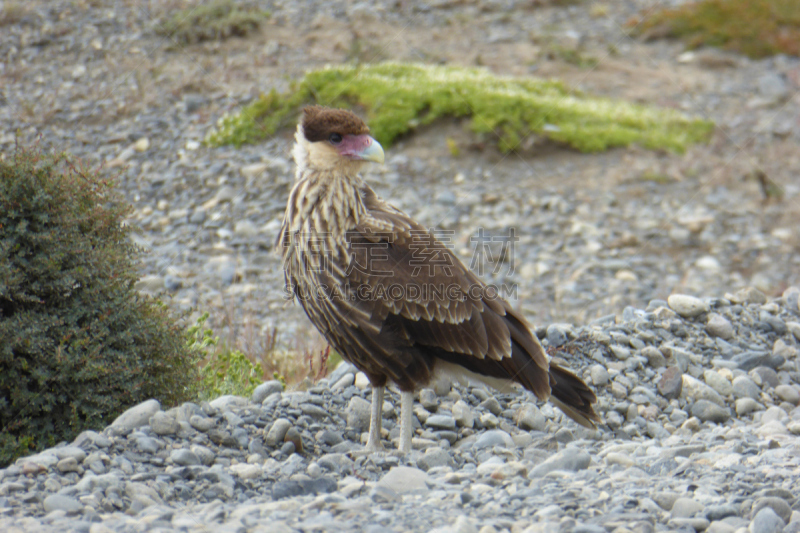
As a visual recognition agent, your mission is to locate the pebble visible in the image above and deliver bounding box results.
[658,367,683,399]
[514,404,545,431]
[667,294,710,318]
[691,400,731,423]
[528,448,590,477]
[42,494,83,514]
[706,314,735,339]
[378,467,429,493]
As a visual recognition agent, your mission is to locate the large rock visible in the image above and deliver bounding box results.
[111,399,161,431]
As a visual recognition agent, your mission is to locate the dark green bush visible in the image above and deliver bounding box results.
[0,146,198,466]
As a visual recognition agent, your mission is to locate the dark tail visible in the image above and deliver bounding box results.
[548,363,600,428]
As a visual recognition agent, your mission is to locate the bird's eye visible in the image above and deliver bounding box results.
[329,133,343,144]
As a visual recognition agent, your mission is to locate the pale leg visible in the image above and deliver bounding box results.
[365,386,385,452]
[398,390,414,454]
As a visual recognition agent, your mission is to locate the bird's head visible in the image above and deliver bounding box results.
[293,106,384,177]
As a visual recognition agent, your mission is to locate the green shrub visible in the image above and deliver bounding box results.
[187,313,263,400]
[634,0,800,59]
[0,146,198,466]
[204,62,713,154]
[155,0,270,45]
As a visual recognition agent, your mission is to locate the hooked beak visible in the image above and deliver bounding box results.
[343,135,385,164]
[359,138,385,164]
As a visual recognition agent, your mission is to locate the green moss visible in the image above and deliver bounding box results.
[204,62,713,153]
[634,0,800,59]
[155,0,269,45]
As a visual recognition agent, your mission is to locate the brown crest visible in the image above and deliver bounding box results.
[302,106,370,143]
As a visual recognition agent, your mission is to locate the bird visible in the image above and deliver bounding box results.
[279,105,599,453]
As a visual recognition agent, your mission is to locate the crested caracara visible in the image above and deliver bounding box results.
[280,106,599,453]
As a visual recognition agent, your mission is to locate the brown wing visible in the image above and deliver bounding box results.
[320,183,551,398]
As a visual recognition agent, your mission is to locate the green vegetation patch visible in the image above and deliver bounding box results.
[155,0,269,45]
[634,0,800,59]
[204,62,713,153]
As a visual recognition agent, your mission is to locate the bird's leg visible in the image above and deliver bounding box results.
[365,386,385,452]
[398,390,414,454]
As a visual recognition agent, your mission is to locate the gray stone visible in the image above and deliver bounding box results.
[209,395,248,410]
[733,376,761,400]
[370,485,401,503]
[546,324,568,348]
[658,367,683,399]
[704,370,733,397]
[377,466,429,493]
[346,397,371,432]
[706,314,735,339]
[53,446,87,463]
[515,404,546,431]
[170,449,200,466]
[672,497,704,518]
[691,400,731,423]
[111,399,160,430]
[610,345,631,360]
[189,415,215,432]
[668,294,709,317]
[190,445,216,466]
[733,351,771,371]
[641,346,666,368]
[452,400,474,428]
[479,397,502,416]
[529,448,591,477]
[252,380,284,403]
[417,447,455,471]
[149,411,179,436]
[774,385,800,405]
[705,503,739,521]
[473,430,514,450]
[752,367,780,388]
[762,406,788,424]
[43,494,83,514]
[136,435,161,454]
[589,364,609,386]
[730,287,767,304]
[426,414,456,430]
[56,457,80,473]
[753,497,792,524]
[736,398,764,416]
[419,389,439,411]
[669,518,711,531]
[266,418,293,447]
[653,491,680,511]
[750,507,785,533]
[683,374,725,406]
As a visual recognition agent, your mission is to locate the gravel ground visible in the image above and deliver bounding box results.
[2,0,800,531]
[1,289,800,532]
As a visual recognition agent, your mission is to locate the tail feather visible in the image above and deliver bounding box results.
[548,363,600,428]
